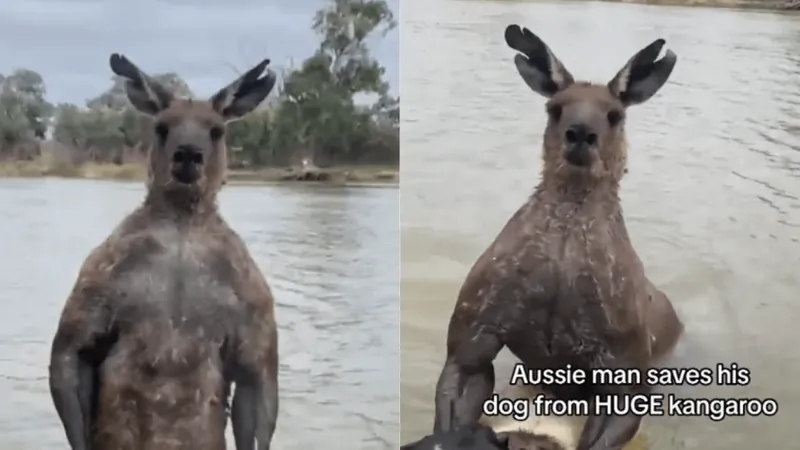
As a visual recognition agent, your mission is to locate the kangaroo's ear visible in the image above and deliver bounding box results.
[109,53,173,115]
[210,58,277,123]
[505,25,574,98]
[607,39,677,107]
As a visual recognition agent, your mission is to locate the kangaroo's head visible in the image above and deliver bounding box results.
[109,54,277,211]
[505,25,677,189]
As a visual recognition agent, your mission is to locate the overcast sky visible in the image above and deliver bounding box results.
[0,0,398,105]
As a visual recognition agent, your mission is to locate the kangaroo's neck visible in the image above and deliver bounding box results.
[537,171,621,206]
[143,187,219,222]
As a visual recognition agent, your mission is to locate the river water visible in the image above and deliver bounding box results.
[0,178,399,449]
[400,1,800,449]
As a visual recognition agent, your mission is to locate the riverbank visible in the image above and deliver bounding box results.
[593,0,794,11]
[0,160,398,188]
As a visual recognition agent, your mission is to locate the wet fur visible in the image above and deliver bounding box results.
[478,383,626,450]
[401,393,573,450]
[402,427,567,450]
[401,425,510,450]
[433,25,682,450]
[480,386,578,450]
[49,54,278,450]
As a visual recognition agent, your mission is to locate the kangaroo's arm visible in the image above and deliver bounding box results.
[643,279,683,364]
[49,243,119,450]
[225,234,279,450]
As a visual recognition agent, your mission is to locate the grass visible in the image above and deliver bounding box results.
[0,158,398,188]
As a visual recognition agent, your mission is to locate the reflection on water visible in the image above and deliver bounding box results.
[400,1,800,449]
[0,178,398,449]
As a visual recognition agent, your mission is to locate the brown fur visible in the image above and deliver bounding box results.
[401,425,567,450]
[49,54,279,450]
[432,25,682,450]
[644,280,684,364]
[506,432,566,450]
[144,99,229,212]
[401,425,510,450]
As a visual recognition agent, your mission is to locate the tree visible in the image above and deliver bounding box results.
[227,109,273,166]
[87,73,194,111]
[313,0,395,96]
[23,0,399,169]
[53,73,195,163]
[272,0,398,166]
[0,69,53,156]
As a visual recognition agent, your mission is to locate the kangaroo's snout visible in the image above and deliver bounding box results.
[563,123,595,167]
[564,123,597,146]
[172,144,204,165]
[171,144,204,184]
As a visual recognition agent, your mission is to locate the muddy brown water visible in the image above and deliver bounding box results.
[400,1,800,449]
[0,178,398,449]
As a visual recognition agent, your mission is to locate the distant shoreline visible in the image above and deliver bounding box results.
[0,161,399,189]
[591,0,796,11]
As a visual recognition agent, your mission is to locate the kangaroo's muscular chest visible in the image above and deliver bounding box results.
[110,223,242,343]
[478,199,641,305]
[458,198,647,363]
[93,222,240,441]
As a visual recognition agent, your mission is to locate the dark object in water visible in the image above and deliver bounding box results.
[401,425,509,450]
[401,425,569,450]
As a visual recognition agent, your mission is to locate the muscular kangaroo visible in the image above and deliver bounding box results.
[49,54,279,450]
[433,25,683,450]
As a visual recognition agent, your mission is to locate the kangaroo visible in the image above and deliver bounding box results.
[48,54,279,450]
[432,25,683,450]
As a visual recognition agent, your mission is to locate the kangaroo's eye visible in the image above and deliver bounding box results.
[546,104,562,122]
[607,109,624,127]
[209,126,224,141]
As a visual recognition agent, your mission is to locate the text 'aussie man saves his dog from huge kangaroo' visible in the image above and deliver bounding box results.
[433,25,684,450]
[48,54,279,450]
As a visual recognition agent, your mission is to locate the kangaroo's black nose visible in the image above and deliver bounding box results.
[563,124,595,167]
[173,145,204,165]
[564,124,597,146]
